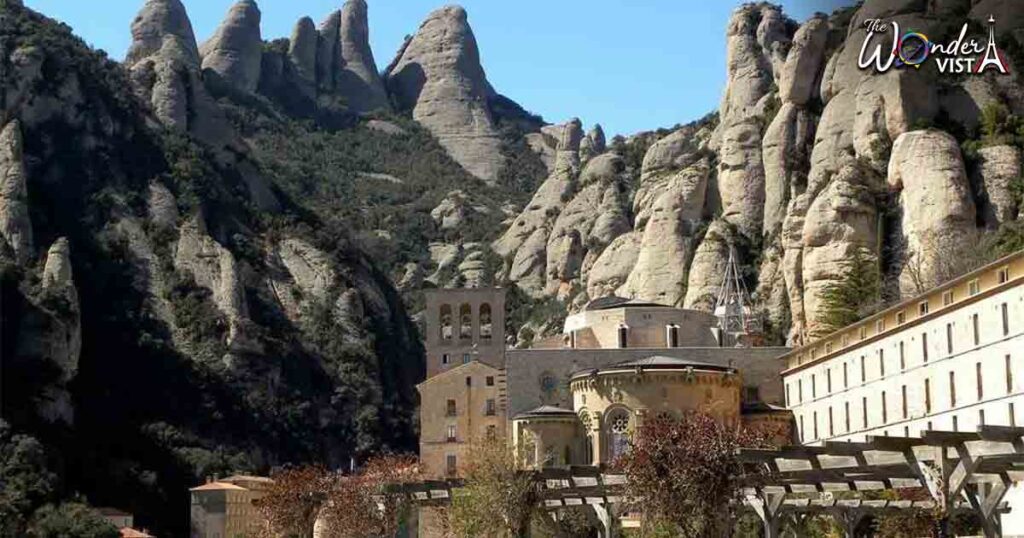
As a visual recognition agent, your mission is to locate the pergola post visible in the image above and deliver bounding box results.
[747,489,785,538]
[592,504,618,538]
[835,509,865,538]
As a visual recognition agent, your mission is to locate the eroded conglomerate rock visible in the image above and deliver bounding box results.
[288,17,318,98]
[621,160,711,305]
[0,120,34,264]
[385,6,504,182]
[125,0,199,66]
[974,145,1022,228]
[175,217,256,352]
[335,0,390,113]
[888,130,977,296]
[200,0,263,92]
[801,164,881,337]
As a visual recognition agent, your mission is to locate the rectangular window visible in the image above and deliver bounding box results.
[486,425,497,439]
[462,353,471,364]
[877,319,886,333]
[861,356,866,382]
[826,342,833,354]
[900,341,906,371]
[1012,403,1017,427]
[812,375,817,399]
[943,290,955,306]
[486,376,495,387]
[446,455,457,476]
[799,415,805,442]
[919,301,930,316]
[902,385,908,419]
[922,333,929,362]
[977,362,984,400]
[896,311,906,325]
[466,376,472,387]
[969,279,981,296]
[879,350,885,377]
[946,324,954,355]
[860,326,867,340]
[843,363,849,388]
[829,407,834,437]
[1003,303,1010,337]
[1007,355,1014,394]
[953,415,960,432]
[950,371,957,408]
[798,379,803,403]
[925,378,932,413]
[882,391,888,424]
[446,399,457,417]
[973,314,980,346]
[827,369,832,394]
[786,384,791,406]
[845,401,851,433]
[904,426,910,437]
[999,267,1010,284]
[447,425,457,442]
[813,411,819,440]
[442,353,450,365]
[862,397,868,429]
[980,409,986,426]
[485,399,496,416]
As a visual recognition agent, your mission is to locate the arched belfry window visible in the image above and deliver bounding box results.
[440,304,453,341]
[459,304,472,340]
[606,408,631,461]
[617,323,629,349]
[479,304,492,340]
[667,324,680,348]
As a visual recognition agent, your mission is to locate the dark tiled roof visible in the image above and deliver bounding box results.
[584,295,666,311]
[571,355,736,379]
[513,405,577,420]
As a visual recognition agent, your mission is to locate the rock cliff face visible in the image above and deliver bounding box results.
[2,3,424,533]
[384,6,506,183]
[0,120,33,263]
[200,0,263,92]
[495,0,1024,345]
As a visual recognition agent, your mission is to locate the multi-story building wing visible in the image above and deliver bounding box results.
[781,250,1024,532]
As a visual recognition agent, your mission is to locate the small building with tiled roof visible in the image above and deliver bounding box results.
[190,476,269,538]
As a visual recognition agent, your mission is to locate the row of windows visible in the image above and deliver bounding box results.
[797,355,1016,442]
[445,423,499,443]
[445,398,497,417]
[787,303,1015,406]
[801,403,1017,443]
[800,268,1014,364]
[439,303,494,341]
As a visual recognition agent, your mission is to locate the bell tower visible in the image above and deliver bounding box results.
[423,288,507,378]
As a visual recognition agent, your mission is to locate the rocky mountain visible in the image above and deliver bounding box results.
[1,1,424,534]
[5,0,1024,532]
[496,0,1024,346]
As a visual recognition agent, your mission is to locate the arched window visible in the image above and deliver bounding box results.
[459,304,473,340]
[579,412,594,465]
[617,323,629,348]
[666,324,680,348]
[479,304,492,340]
[440,305,453,341]
[606,409,632,461]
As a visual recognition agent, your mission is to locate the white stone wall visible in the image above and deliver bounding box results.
[784,282,1024,532]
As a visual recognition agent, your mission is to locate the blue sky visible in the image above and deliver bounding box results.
[26,0,855,137]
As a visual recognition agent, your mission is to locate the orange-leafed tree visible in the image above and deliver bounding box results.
[318,454,423,537]
[616,411,772,538]
[253,466,331,538]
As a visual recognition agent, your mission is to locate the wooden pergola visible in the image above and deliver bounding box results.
[393,426,1024,537]
[739,426,1024,537]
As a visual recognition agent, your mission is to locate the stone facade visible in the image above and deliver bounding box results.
[418,288,792,480]
[189,475,271,538]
